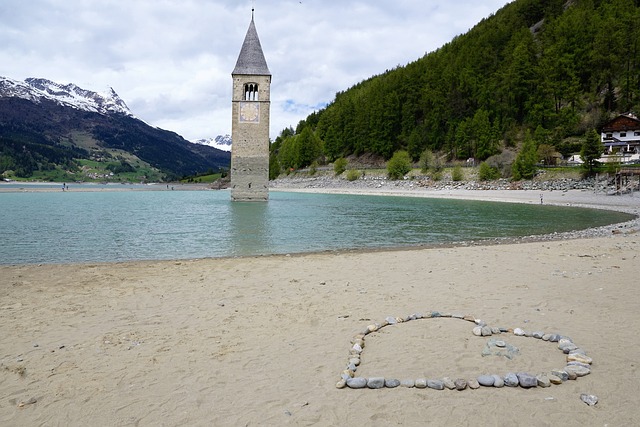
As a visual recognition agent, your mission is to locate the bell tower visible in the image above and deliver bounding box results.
[230,9,271,201]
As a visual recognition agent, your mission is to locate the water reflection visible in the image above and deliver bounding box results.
[228,201,271,256]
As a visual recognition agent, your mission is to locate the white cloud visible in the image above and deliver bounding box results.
[0,0,510,140]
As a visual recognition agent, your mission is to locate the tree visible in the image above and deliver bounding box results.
[580,129,604,174]
[512,131,538,180]
[387,150,412,179]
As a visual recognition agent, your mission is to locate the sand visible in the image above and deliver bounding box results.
[1,187,640,426]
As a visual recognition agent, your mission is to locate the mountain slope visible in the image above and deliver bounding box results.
[0,77,230,180]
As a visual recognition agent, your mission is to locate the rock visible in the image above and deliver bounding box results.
[367,324,378,333]
[472,326,483,336]
[367,377,385,389]
[475,319,486,327]
[442,377,456,390]
[477,375,495,387]
[481,326,493,336]
[504,373,519,387]
[401,379,415,388]
[427,380,445,390]
[454,378,467,391]
[491,327,501,334]
[536,374,551,388]
[517,372,538,388]
[385,378,401,388]
[492,375,504,388]
[463,315,476,322]
[567,361,591,369]
[336,379,347,389]
[349,358,360,366]
[495,340,506,348]
[352,343,363,354]
[565,369,577,380]
[514,328,525,336]
[564,365,590,377]
[551,370,569,381]
[385,316,397,325]
[580,394,598,406]
[569,348,587,356]
[542,334,552,341]
[548,334,560,342]
[347,363,357,372]
[532,331,545,339]
[415,378,427,389]
[548,374,563,385]
[567,354,593,365]
[468,379,480,390]
[346,377,367,389]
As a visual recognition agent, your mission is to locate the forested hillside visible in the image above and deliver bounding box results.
[272,0,640,174]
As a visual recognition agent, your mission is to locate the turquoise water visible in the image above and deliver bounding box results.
[0,189,633,265]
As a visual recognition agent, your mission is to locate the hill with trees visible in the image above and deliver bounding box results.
[271,0,640,178]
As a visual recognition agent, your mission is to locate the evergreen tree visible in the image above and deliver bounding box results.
[580,129,604,174]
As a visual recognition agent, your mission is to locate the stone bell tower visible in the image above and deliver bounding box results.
[230,9,271,201]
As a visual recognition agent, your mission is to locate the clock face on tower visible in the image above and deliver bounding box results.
[239,101,260,123]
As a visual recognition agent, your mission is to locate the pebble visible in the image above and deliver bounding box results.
[367,377,385,389]
[567,354,592,365]
[542,334,552,341]
[495,340,506,348]
[481,326,493,336]
[548,334,561,342]
[346,377,367,389]
[580,394,598,406]
[548,374,563,385]
[454,379,467,391]
[472,326,483,336]
[477,375,495,387]
[569,348,587,356]
[385,378,401,388]
[517,372,538,388]
[401,379,415,388]
[427,379,444,390]
[385,316,397,325]
[492,375,504,388]
[442,377,456,390]
[514,328,525,336]
[336,379,347,389]
[532,331,545,339]
[504,373,519,387]
[491,327,501,335]
[567,361,591,369]
[564,365,590,377]
[468,379,480,390]
[415,378,427,389]
[551,370,569,381]
[536,374,551,388]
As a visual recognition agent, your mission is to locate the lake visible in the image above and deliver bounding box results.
[0,188,633,264]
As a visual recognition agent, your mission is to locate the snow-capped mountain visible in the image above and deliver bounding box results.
[0,76,132,116]
[191,134,232,152]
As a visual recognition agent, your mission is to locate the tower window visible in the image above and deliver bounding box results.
[244,83,259,101]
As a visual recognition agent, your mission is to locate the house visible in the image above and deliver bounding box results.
[601,113,640,163]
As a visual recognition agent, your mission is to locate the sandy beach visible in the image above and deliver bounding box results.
[1,186,640,426]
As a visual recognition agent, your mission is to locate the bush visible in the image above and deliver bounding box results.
[334,158,348,176]
[478,162,501,181]
[387,150,412,180]
[346,169,361,181]
[309,161,318,176]
[451,165,464,181]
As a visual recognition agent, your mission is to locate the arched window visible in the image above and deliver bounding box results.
[244,83,259,101]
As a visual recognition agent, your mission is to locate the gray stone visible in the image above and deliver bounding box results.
[504,373,519,387]
[551,370,569,381]
[400,379,415,388]
[567,353,592,365]
[427,379,445,390]
[492,375,504,388]
[442,377,456,390]
[472,326,483,336]
[415,378,427,389]
[491,327,501,334]
[532,331,545,339]
[336,379,347,389]
[542,334,552,341]
[495,340,506,348]
[548,334,560,342]
[548,374,563,385]
[454,379,467,391]
[580,394,598,406]
[514,328,525,336]
[346,377,367,389]
[367,377,385,389]
[385,316,397,325]
[385,378,401,388]
[536,374,551,388]
[477,375,495,387]
[569,348,587,356]
[468,379,480,390]
[564,365,590,377]
[567,361,591,369]
[517,372,538,388]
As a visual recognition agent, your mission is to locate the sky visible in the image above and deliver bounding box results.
[0,0,511,141]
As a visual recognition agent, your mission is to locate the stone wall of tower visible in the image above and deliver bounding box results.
[231,74,271,201]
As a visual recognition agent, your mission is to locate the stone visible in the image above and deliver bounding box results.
[536,374,551,388]
[442,377,456,390]
[472,326,483,336]
[385,316,397,325]
[431,311,442,318]
[532,331,545,339]
[352,343,363,354]
[367,324,378,333]
[400,379,415,388]
[548,334,560,342]
[516,372,538,388]
[468,379,480,390]
[492,375,504,388]
[567,361,591,369]
[415,378,427,389]
[565,369,577,380]
[349,358,360,366]
[481,326,493,336]
[477,375,495,387]
[514,328,525,336]
[548,374,563,385]
[385,378,401,388]
[475,319,486,326]
[346,377,367,389]
[542,334,552,341]
[427,380,445,390]
[491,327,501,335]
[567,354,593,365]
[551,370,569,382]
[463,315,476,323]
[504,373,519,387]
[580,394,598,406]
[569,348,587,356]
[336,379,347,389]
[454,378,467,391]
[347,363,357,372]
[564,365,590,377]
[495,340,506,348]
[367,377,385,389]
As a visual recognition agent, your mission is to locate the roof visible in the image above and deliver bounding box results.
[601,113,640,132]
[232,18,271,76]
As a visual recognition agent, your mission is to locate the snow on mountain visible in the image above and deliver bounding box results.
[191,134,232,152]
[0,76,132,116]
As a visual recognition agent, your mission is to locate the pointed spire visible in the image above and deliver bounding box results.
[232,13,270,76]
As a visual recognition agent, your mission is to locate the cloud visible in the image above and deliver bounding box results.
[0,0,509,140]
